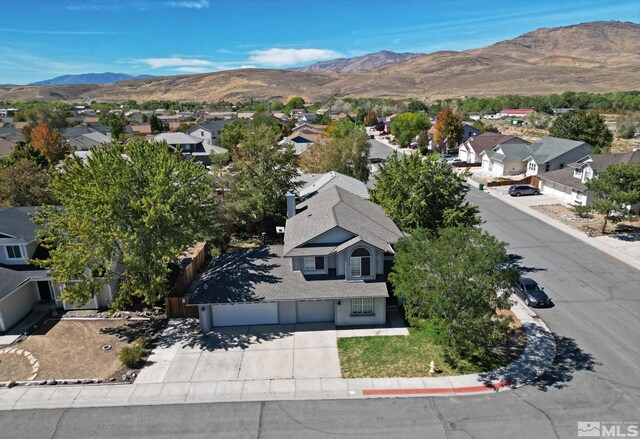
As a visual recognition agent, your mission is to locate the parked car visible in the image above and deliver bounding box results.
[438,154,454,162]
[508,184,540,197]
[513,276,551,307]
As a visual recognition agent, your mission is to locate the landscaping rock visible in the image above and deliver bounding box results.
[46,379,57,385]
[7,381,17,388]
[39,380,47,385]
[81,379,92,384]
[109,377,116,382]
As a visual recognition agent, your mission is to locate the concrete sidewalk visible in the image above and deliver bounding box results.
[474,180,640,272]
[0,300,554,410]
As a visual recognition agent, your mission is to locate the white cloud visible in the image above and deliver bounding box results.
[239,65,257,69]
[133,57,214,69]
[166,0,209,8]
[248,48,340,67]
[175,66,209,73]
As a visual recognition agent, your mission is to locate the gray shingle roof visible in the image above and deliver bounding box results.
[188,245,388,304]
[284,186,403,257]
[297,171,369,200]
[0,207,39,245]
[0,267,46,300]
[529,137,591,164]
[539,168,587,191]
[154,132,201,145]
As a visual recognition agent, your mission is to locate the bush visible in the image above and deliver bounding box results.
[119,337,147,368]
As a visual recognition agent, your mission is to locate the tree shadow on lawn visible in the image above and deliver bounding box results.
[479,327,599,391]
[99,319,165,343]
[609,224,640,242]
[152,319,292,352]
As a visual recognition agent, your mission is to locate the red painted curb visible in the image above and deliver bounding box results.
[362,381,512,396]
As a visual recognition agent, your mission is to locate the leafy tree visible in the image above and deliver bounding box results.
[390,112,431,148]
[99,113,127,140]
[434,107,464,147]
[326,118,359,139]
[364,111,378,127]
[586,162,640,233]
[220,119,248,155]
[149,114,163,134]
[389,226,517,365]
[549,110,613,153]
[616,117,638,139]
[141,114,149,123]
[33,139,218,308]
[0,159,56,206]
[271,101,285,111]
[299,129,371,182]
[250,112,280,131]
[0,142,48,168]
[29,123,69,163]
[220,125,299,229]
[407,99,428,112]
[285,96,306,111]
[370,154,480,232]
[527,111,552,129]
[471,119,498,134]
[21,104,68,131]
[315,113,332,125]
[417,130,430,155]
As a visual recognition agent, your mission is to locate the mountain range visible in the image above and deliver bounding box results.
[1,21,638,103]
[30,72,154,86]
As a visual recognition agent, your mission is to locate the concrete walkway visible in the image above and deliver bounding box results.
[0,300,554,410]
[474,180,640,272]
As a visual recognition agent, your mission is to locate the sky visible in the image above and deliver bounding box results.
[1,0,639,84]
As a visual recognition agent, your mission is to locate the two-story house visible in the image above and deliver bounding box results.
[189,186,404,330]
[0,207,119,332]
[186,120,236,147]
[457,133,525,164]
[481,137,593,177]
[154,132,227,165]
[539,151,640,206]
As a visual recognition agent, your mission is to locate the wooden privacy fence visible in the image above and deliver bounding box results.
[486,175,540,187]
[165,242,208,318]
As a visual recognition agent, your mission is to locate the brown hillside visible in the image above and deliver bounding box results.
[1,21,638,103]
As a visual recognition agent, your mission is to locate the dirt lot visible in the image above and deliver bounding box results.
[6,319,160,381]
[532,204,640,237]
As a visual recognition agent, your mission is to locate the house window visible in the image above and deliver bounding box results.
[351,298,375,316]
[6,245,22,259]
[350,247,371,278]
[304,256,325,271]
[544,164,550,172]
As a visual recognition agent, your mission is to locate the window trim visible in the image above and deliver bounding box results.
[5,245,23,260]
[303,256,325,272]
[351,298,375,316]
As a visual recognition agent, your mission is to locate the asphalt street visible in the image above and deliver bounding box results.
[1,187,638,439]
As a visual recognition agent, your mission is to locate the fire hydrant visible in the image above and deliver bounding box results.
[429,361,436,374]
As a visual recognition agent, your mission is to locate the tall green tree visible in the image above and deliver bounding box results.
[33,139,218,308]
[220,118,248,154]
[149,114,163,134]
[285,96,306,111]
[219,125,299,229]
[549,110,613,153]
[0,159,57,206]
[299,129,371,182]
[99,113,127,140]
[390,226,517,365]
[586,162,640,233]
[370,153,480,231]
[391,112,431,147]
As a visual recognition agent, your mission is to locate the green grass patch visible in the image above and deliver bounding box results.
[337,325,521,378]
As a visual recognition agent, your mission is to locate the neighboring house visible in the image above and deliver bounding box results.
[279,124,326,155]
[499,109,534,118]
[461,124,481,144]
[481,137,593,177]
[0,207,118,332]
[69,131,111,151]
[539,151,640,206]
[0,138,14,158]
[236,111,256,119]
[458,133,525,164]
[296,171,369,201]
[296,113,318,124]
[189,186,403,329]
[126,124,152,135]
[154,132,228,165]
[186,120,236,146]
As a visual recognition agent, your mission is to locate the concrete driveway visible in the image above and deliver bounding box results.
[135,320,341,384]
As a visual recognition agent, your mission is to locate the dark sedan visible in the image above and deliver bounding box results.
[513,276,551,307]
[508,184,540,196]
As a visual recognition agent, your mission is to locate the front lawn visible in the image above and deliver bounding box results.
[338,317,526,378]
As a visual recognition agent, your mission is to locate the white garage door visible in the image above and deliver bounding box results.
[297,300,334,323]
[493,162,504,176]
[211,302,278,327]
[542,182,572,203]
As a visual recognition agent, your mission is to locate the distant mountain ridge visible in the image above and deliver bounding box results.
[292,50,422,73]
[30,72,154,86]
[1,21,639,103]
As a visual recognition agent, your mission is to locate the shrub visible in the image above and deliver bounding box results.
[119,337,147,368]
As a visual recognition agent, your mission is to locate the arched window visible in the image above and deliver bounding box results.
[350,247,371,277]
